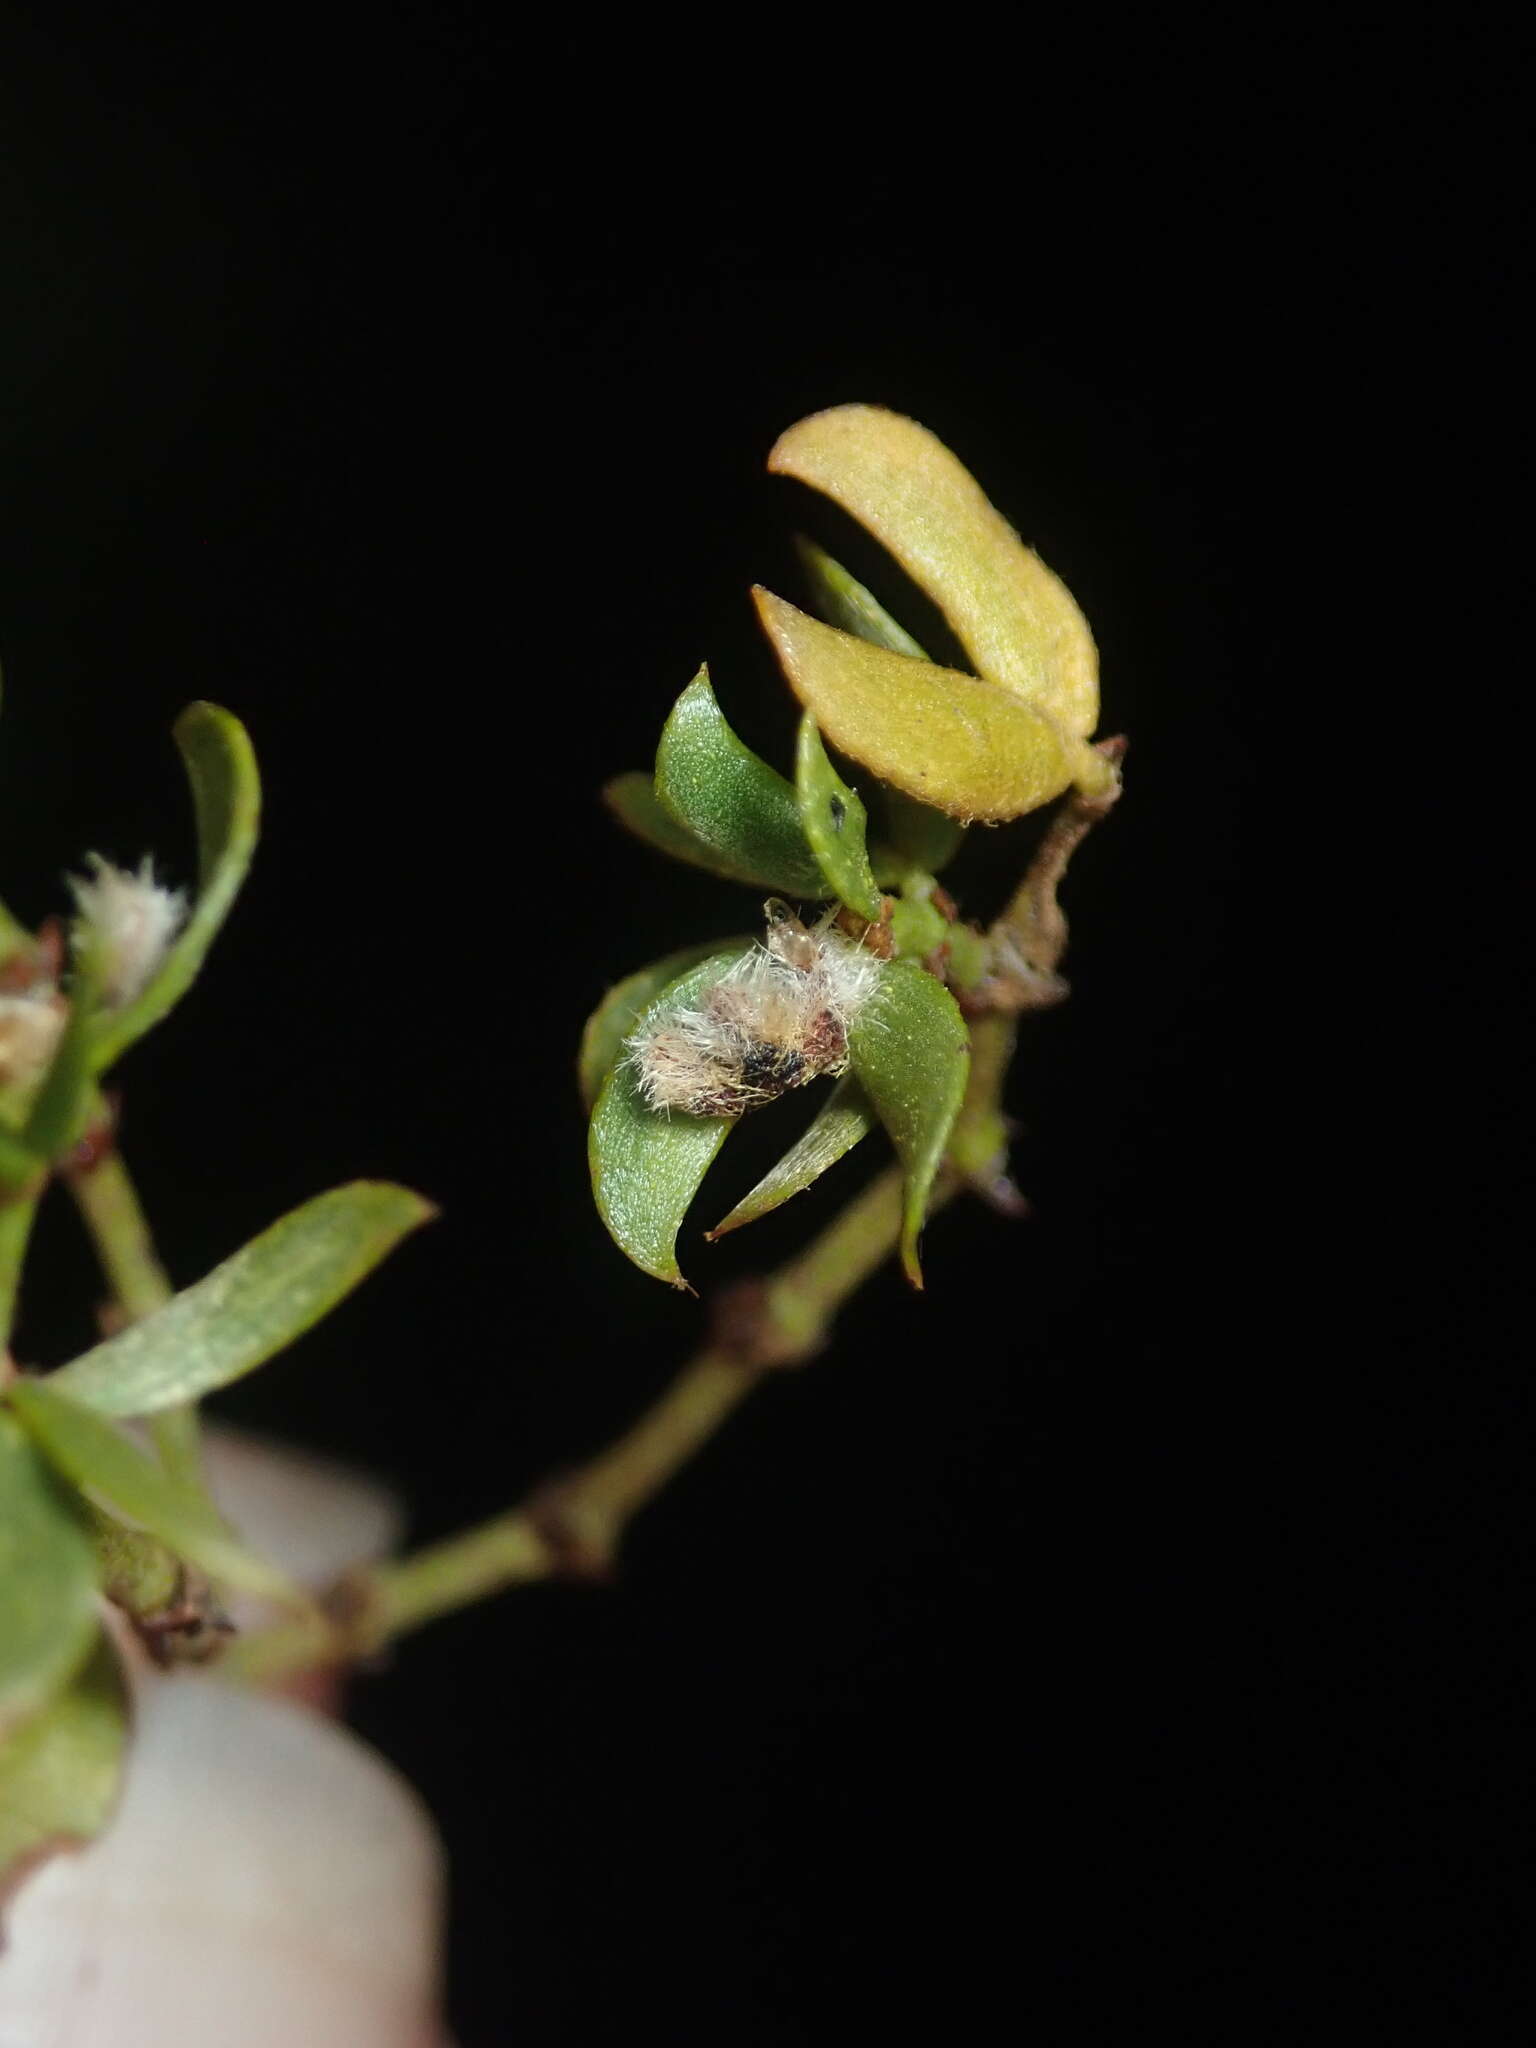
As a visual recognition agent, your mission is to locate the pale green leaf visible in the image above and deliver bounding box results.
[794,716,882,920]
[706,1075,875,1239]
[654,669,825,898]
[90,702,260,1072]
[0,1631,127,1891]
[848,961,970,1288]
[50,1182,436,1418]
[11,1379,310,1610]
[0,1413,99,1739]
[588,948,749,1286]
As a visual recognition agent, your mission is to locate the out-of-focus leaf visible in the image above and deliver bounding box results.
[10,1380,311,1612]
[654,670,826,898]
[0,1413,99,1739]
[588,948,749,1287]
[0,1121,44,1197]
[794,716,882,920]
[20,961,100,1162]
[579,941,744,1111]
[772,405,1099,737]
[756,590,1111,823]
[50,1182,435,1418]
[793,538,966,874]
[603,773,787,888]
[847,961,970,1288]
[0,1631,127,1891]
[706,1075,875,1239]
[90,702,260,1073]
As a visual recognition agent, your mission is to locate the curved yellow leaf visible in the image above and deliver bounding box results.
[754,589,1108,823]
[769,404,1098,737]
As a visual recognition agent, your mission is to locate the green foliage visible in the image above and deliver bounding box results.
[50,1182,436,1418]
[0,693,434,1892]
[0,1632,127,1883]
[794,716,881,921]
[654,669,827,897]
[707,1076,874,1239]
[89,702,260,1074]
[846,962,970,1288]
[791,537,966,874]
[0,1414,99,1739]
[588,948,749,1286]
[11,1379,312,1611]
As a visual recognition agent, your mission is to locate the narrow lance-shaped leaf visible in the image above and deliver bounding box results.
[706,1074,875,1240]
[589,948,749,1287]
[579,941,745,1111]
[793,538,966,874]
[847,961,970,1288]
[794,716,882,920]
[0,1631,128,1893]
[756,589,1111,823]
[90,702,260,1073]
[10,1379,312,1611]
[602,773,801,891]
[654,669,826,899]
[772,405,1100,737]
[49,1181,436,1418]
[21,959,101,1162]
[0,1413,100,1739]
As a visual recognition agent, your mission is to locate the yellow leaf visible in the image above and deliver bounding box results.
[753,589,1109,824]
[769,404,1099,738]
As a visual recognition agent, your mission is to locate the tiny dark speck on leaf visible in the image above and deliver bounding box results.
[829,795,846,831]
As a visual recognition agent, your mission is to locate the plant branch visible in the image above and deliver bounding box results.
[223,766,1120,1686]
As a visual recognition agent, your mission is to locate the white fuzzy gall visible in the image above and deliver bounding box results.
[626,901,884,1119]
[68,854,187,1009]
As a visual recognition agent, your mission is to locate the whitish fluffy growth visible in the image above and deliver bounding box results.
[626,902,884,1119]
[68,854,187,1009]
[0,991,66,1091]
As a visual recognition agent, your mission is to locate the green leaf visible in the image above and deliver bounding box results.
[89,702,260,1073]
[654,670,826,899]
[794,716,882,920]
[706,1075,875,1239]
[0,1413,100,1739]
[773,405,1100,738]
[601,771,801,895]
[793,539,966,875]
[755,589,1107,824]
[49,1182,436,1418]
[793,534,930,660]
[20,960,101,1162]
[848,961,970,1289]
[579,941,743,1111]
[10,1379,310,1610]
[0,1631,128,1890]
[0,1120,44,1198]
[588,948,749,1287]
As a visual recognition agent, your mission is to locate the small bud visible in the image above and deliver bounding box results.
[0,991,66,1089]
[68,855,187,1009]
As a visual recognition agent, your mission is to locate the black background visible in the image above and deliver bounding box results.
[1,11,1519,2042]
